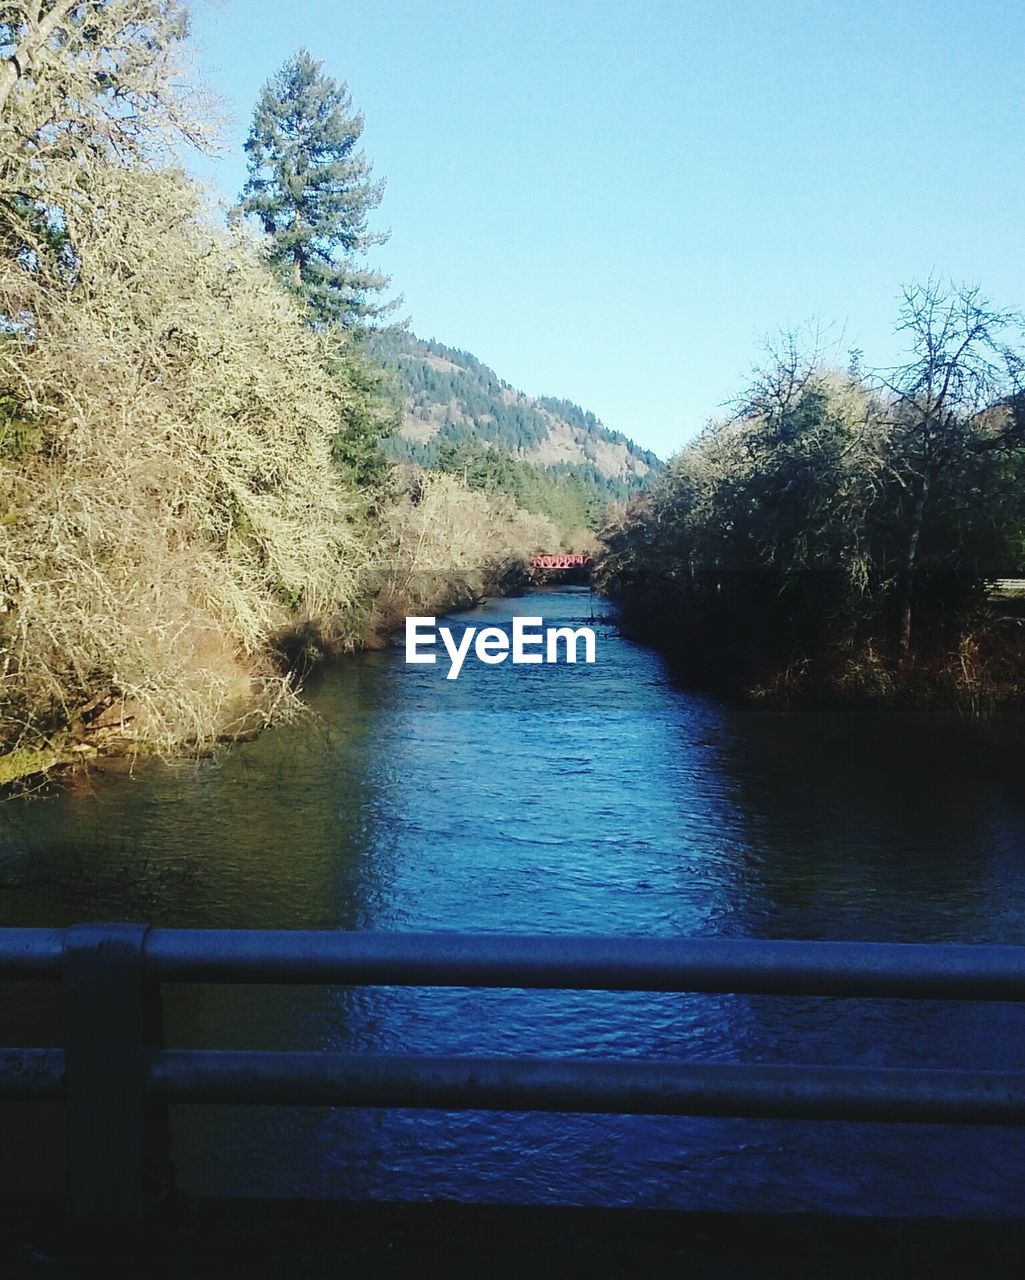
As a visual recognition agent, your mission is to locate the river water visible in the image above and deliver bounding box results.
[3,587,1025,1214]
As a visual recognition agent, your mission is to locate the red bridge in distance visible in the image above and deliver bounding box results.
[530,553,594,570]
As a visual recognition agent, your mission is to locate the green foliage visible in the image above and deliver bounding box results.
[433,438,604,541]
[236,50,397,486]
[325,344,401,489]
[602,303,1025,700]
[237,48,393,328]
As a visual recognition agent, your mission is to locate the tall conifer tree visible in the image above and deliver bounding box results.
[237,49,393,328]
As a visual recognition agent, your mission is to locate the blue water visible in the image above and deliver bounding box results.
[3,587,1025,1213]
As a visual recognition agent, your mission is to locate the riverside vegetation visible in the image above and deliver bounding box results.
[0,8,598,785]
[600,306,1025,713]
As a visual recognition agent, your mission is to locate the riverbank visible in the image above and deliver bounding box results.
[0,483,555,793]
[605,581,1025,721]
[4,1198,1025,1278]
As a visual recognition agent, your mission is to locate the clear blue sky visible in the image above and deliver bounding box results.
[187,0,1025,458]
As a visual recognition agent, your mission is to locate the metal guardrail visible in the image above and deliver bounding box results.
[4,925,1025,1219]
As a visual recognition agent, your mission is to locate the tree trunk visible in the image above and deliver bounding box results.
[898,471,930,659]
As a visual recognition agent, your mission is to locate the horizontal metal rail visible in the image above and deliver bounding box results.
[143,932,1025,998]
[0,928,66,979]
[5,924,1025,1219]
[6,1049,1025,1125]
[6,927,1025,1000]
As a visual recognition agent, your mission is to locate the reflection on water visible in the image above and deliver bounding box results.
[3,588,1025,1213]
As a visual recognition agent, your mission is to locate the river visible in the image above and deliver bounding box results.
[3,586,1025,1214]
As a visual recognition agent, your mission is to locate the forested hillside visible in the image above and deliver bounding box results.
[368,329,661,508]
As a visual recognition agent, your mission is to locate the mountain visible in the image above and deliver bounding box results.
[367,329,661,505]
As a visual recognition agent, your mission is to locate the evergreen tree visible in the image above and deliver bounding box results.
[237,49,394,328]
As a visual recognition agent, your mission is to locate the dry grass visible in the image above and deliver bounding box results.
[365,472,561,641]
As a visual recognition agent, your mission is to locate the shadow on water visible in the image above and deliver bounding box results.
[2,587,1025,1212]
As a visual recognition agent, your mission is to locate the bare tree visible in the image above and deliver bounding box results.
[875,279,1025,656]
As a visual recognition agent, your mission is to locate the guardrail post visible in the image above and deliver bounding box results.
[144,975,175,1206]
[63,923,151,1219]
